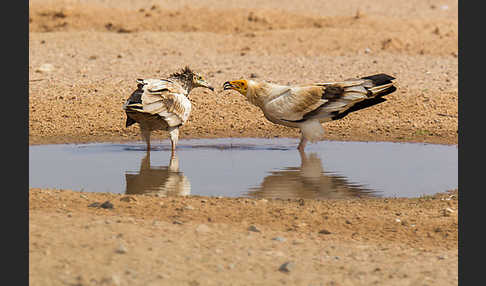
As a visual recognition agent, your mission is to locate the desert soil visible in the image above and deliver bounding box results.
[29,0,458,285]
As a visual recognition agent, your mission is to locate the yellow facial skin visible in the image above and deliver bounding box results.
[223,80,248,95]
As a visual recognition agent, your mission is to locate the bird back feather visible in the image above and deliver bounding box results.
[124,78,191,131]
[301,73,397,122]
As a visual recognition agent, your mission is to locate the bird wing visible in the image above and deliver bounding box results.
[306,75,395,121]
[124,79,192,127]
[263,85,328,122]
[264,78,384,122]
[258,74,395,124]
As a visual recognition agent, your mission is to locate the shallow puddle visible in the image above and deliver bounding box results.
[29,138,458,199]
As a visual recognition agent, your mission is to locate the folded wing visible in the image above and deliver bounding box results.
[264,85,326,122]
[123,79,192,128]
[264,74,395,123]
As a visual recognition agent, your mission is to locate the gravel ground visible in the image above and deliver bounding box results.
[29,0,458,285]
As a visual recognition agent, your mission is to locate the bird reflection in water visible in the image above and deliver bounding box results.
[125,151,190,196]
[248,150,375,200]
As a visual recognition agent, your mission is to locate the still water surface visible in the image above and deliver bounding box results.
[29,138,458,199]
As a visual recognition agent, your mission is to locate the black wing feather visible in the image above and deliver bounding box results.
[361,73,395,86]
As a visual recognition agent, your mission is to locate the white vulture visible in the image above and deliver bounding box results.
[123,67,214,153]
[223,73,396,151]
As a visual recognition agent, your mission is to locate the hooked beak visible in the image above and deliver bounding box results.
[200,81,214,91]
[223,81,234,90]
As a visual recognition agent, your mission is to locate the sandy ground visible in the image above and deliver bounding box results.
[29,0,458,285]
[30,189,458,286]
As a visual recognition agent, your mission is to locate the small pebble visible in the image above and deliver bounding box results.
[318,229,332,235]
[36,63,54,73]
[120,196,136,202]
[279,261,295,273]
[100,201,114,209]
[88,201,114,209]
[272,237,286,242]
[116,244,128,254]
[248,225,261,232]
[442,208,454,216]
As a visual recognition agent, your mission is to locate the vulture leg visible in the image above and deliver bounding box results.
[140,127,151,151]
[169,127,179,156]
[297,134,308,152]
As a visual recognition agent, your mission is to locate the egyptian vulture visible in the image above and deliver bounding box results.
[223,73,396,151]
[123,67,213,152]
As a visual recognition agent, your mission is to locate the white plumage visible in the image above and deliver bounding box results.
[223,73,396,151]
[123,67,213,153]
